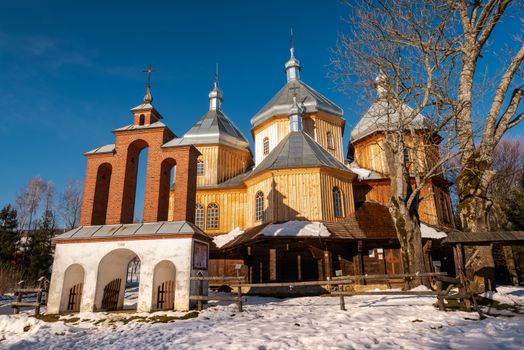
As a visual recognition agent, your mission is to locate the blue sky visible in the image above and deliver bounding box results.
[0,0,522,221]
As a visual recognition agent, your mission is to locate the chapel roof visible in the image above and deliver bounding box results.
[249,131,350,177]
[350,98,433,143]
[251,79,343,129]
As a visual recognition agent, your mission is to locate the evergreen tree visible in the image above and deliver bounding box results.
[507,174,524,230]
[0,204,18,263]
[25,209,55,281]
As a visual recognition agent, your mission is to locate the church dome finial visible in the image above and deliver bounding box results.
[142,64,157,104]
[285,28,301,82]
[209,63,223,111]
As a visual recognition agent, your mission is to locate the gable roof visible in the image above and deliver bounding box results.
[350,99,433,143]
[251,79,343,129]
[163,109,250,152]
[249,131,350,178]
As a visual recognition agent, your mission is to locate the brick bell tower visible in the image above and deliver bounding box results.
[79,65,200,226]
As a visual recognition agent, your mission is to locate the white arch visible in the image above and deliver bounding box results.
[152,260,176,310]
[59,263,85,313]
[94,248,140,311]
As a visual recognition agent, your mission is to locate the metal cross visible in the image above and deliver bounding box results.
[143,64,158,88]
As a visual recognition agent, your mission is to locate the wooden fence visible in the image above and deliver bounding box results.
[189,272,482,316]
[11,278,49,316]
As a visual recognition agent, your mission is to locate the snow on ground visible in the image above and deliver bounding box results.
[260,221,330,238]
[214,227,244,248]
[1,286,524,349]
[420,223,447,239]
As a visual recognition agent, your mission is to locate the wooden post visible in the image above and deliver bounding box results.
[454,243,471,312]
[236,269,243,313]
[197,279,203,311]
[13,292,21,315]
[436,279,445,311]
[35,289,42,316]
[339,284,346,311]
[353,240,364,285]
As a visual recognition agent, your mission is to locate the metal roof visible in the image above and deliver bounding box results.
[84,144,115,155]
[249,131,350,178]
[162,109,251,152]
[251,79,343,128]
[350,99,433,143]
[54,221,211,242]
[113,121,167,132]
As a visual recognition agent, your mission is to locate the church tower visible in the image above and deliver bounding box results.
[250,32,345,166]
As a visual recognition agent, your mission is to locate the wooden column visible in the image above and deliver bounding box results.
[353,240,364,284]
[323,250,332,280]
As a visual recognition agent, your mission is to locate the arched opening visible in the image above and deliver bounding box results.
[59,264,85,313]
[94,249,140,311]
[152,260,176,311]
[333,187,344,217]
[206,203,219,230]
[91,163,112,225]
[139,114,145,126]
[281,248,319,282]
[158,158,176,221]
[263,137,269,156]
[195,203,204,228]
[255,191,264,222]
[121,139,149,223]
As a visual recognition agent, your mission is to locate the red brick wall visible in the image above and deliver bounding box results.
[79,124,199,226]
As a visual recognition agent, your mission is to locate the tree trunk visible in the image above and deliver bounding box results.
[389,197,427,289]
[456,153,496,292]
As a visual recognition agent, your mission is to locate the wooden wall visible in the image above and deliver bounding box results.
[195,188,247,235]
[252,112,345,166]
[195,144,252,186]
[245,168,323,226]
[320,171,355,222]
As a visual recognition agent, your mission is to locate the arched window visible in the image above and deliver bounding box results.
[255,191,264,222]
[333,187,344,217]
[139,114,145,126]
[263,137,269,156]
[207,203,219,229]
[327,131,334,149]
[197,158,205,176]
[195,204,204,228]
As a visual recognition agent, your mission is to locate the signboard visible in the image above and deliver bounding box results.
[193,241,209,270]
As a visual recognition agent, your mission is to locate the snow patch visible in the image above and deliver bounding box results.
[420,223,447,239]
[347,163,372,180]
[260,221,330,237]
[213,227,244,248]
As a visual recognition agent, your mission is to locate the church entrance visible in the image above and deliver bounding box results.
[281,248,319,282]
[95,249,141,311]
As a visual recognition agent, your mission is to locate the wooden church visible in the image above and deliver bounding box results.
[164,45,455,284]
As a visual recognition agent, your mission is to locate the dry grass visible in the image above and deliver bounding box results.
[0,263,24,294]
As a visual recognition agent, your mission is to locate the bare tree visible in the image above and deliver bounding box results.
[16,176,46,231]
[333,0,524,291]
[59,179,83,230]
[331,1,460,287]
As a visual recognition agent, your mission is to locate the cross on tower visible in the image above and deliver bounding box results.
[143,64,158,89]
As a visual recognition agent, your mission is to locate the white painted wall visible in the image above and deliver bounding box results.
[47,237,209,314]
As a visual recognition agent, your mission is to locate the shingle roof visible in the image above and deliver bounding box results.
[350,99,433,143]
[249,131,350,178]
[251,79,343,128]
[442,231,524,244]
[53,221,211,242]
[163,109,250,152]
[219,202,398,249]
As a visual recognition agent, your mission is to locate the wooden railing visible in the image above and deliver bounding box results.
[11,278,49,316]
[190,272,482,316]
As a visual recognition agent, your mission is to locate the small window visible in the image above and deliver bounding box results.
[263,137,269,156]
[139,114,145,126]
[255,191,264,222]
[197,158,204,176]
[327,131,334,149]
[333,187,344,217]
[195,204,204,228]
[206,203,219,229]
[439,193,450,224]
